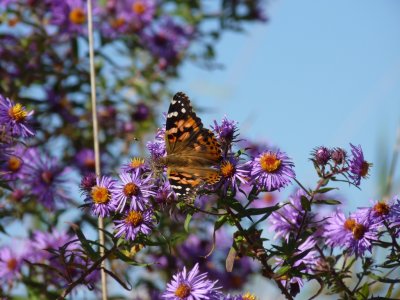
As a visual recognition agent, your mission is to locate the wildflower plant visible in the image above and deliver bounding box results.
[1,1,400,300]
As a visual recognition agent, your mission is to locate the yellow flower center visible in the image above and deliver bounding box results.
[360,161,371,177]
[243,292,257,300]
[220,160,235,178]
[373,202,389,216]
[132,1,146,14]
[352,223,366,240]
[7,258,17,271]
[174,283,191,298]
[123,182,139,197]
[344,218,356,231]
[130,157,145,169]
[111,17,126,29]
[8,156,22,172]
[69,8,86,24]
[125,210,143,227]
[8,103,28,122]
[91,186,109,204]
[260,153,281,173]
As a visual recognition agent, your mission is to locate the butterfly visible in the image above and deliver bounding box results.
[163,92,222,198]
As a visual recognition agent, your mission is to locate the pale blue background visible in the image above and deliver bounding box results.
[170,1,400,298]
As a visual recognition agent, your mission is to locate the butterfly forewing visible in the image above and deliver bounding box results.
[165,92,203,154]
[165,92,222,198]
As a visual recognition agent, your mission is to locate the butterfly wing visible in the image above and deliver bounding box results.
[168,167,221,198]
[165,92,222,197]
[165,92,203,154]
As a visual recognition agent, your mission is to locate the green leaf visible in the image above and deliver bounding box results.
[355,283,369,299]
[386,283,395,297]
[215,215,228,231]
[184,213,193,233]
[71,225,99,261]
[315,187,337,194]
[300,196,311,211]
[275,265,291,277]
[314,199,342,206]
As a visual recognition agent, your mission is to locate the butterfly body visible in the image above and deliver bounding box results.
[164,92,222,198]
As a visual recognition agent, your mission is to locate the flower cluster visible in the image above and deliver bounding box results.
[81,162,156,241]
[310,144,371,186]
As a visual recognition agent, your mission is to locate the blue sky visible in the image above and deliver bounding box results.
[171,2,400,297]
[172,0,400,209]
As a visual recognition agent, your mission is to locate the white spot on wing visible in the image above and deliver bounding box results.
[181,108,186,113]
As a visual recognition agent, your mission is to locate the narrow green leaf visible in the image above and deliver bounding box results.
[72,225,99,260]
[315,187,337,194]
[314,199,342,206]
[184,213,193,233]
[355,283,369,299]
[386,283,395,297]
[275,265,291,276]
[300,196,311,211]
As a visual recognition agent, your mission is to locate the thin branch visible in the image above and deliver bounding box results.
[86,1,107,299]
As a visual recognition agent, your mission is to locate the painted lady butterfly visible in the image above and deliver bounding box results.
[163,92,222,198]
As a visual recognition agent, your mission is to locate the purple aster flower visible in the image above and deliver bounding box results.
[0,144,26,181]
[250,149,295,191]
[75,148,96,173]
[349,144,371,186]
[111,171,155,212]
[218,156,249,194]
[114,208,154,241]
[389,195,400,233]
[154,180,176,206]
[331,147,347,165]
[102,0,156,36]
[0,246,24,284]
[142,17,194,66]
[50,0,99,35]
[147,127,166,159]
[346,209,379,257]
[127,0,156,25]
[311,146,331,166]
[85,175,117,217]
[324,209,379,256]
[80,172,97,193]
[162,263,222,300]
[21,147,68,210]
[0,94,34,137]
[211,116,239,150]
[269,189,315,241]
[120,157,149,174]
[323,210,353,249]
[356,199,396,229]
